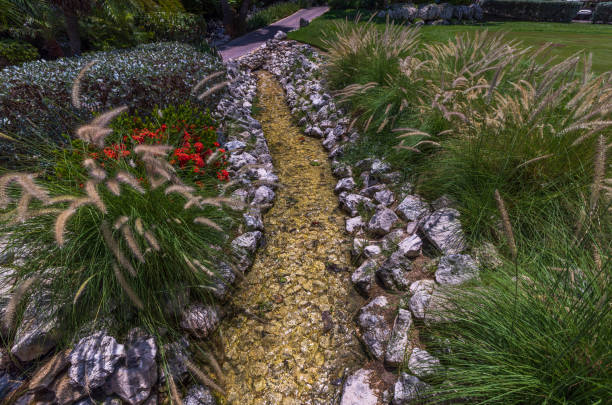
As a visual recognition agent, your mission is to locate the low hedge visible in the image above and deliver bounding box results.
[0,42,222,145]
[0,39,39,68]
[592,1,612,23]
[481,0,581,22]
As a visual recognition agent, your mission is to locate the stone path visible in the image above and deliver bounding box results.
[218,71,363,404]
[218,7,329,61]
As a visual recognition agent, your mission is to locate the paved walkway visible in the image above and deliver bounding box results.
[218,7,329,61]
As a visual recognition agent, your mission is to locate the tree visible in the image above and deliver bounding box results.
[220,0,251,37]
[47,0,183,56]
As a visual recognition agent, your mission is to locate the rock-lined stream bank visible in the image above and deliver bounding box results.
[218,71,364,404]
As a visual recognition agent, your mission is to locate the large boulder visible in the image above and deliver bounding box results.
[367,208,399,236]
[357,296,392,361]
[408,348,440,379]
[435,254,479,286]
[69,332,126,390]
[351,259,378,296]
[396,195,430,222]
[340,368,381,405]
[11,292,60,362]
[180,305,220,339]
[385,309,413,368]
[109,334,157,405]
[339,193,375,217]
[420,208,466,254]
[393,373,430,405]
[376,252,411,291]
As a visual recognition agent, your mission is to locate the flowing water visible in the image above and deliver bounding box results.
[218,71,364,404]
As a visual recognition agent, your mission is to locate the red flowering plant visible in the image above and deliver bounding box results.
[54,102,230,189]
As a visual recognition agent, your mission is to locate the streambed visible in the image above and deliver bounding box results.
[218,71,364,404]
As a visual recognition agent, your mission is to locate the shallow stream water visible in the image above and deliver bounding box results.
[218,71,364,404]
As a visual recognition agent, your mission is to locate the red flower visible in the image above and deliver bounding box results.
[194,156,205,167]
[121,150,130,157]
[217,169,230,181]
[177,153,190,164]
[213,142,220,147]
[193,167,200,173]
[194,142,204,153]
[103,148,117,159]
[161,124,167,131]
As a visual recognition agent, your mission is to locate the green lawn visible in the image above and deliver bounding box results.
[288,10,612,73]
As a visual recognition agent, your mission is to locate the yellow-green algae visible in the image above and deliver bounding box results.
[218,71,364,404]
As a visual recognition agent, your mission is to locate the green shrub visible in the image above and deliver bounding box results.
[0,39,39,68]
[137,11,207,44]
[0,42,223,146]
[481,0,581,22]
[593,1,612,23]
[80,15,141,51]
[0,104,239,341]
[247,2,301,31]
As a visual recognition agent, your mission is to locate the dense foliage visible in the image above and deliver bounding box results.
[247,2,301,31]
[0,39,39,67]
[481,0,581,22]
[0,42,222,146]
[323,18,611,403]
[593,1,612,23]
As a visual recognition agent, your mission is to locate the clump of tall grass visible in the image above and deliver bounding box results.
[324,18,612,403]
[323,15,420,89]
[423,201,611,404]
[0,104,242,343]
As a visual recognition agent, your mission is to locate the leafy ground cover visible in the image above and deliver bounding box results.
[306,16,611,403]
[288,10,612,73]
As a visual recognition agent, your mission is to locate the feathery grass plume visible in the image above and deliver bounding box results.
[112,263,143,310]
[14,193,32,223]
[192,70,225,95]
[167,372,183,405]
[2,277,36,333]
[135,218,144,235]
[395,144,422,153]
[589,135,607,216]
[184,359,226,395]
[197,81,230,100]
[203,351,226,385]
[73,274,95,306]
[192,259,215,277]
[90,105,128,128]
[515,154,554,169]
[115,171,145,194]
[183,254,200,275]
[558,121,612,137]
[0,131,16,141]
[55,207,77,247]
[494,189,517,259]
[101,221,136,277]
[76,126,113,145]
[143,230,160,251]
[71,59,97,109]
[206,150,222,166]
[134,144,173,157]
[194,217,223,232]
[0,173,50,209]
[84,181,106,213]
[121,224,145,263]
[165,185,195,199]
[106,180,121,196]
